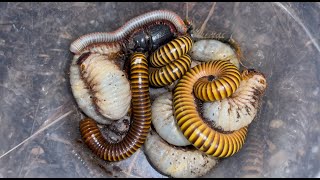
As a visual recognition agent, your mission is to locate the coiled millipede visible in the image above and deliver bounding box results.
[70,10,188,54]
[173,60,248,158]
[149,35,194,87]
[193,61,241,101]
[79,52,151,161]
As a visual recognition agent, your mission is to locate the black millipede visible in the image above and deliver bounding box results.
[79,52,151,161]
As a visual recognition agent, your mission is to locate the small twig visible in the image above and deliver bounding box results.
[0,110,73,159]
[198,2,216,35]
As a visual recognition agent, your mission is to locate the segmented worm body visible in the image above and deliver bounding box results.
[150,35,193,67]
[80,53,131,120]
[144,130,218,178]
[149,35,193,87]
[173,60,248,158]
[79,52,151,161]
[239,126,265,178]
[149,54,192,87]
[70,10,187,54]
[203,69,267,131]
[151,92,191,146]
[70,43,124,124]
[189,39,240,69]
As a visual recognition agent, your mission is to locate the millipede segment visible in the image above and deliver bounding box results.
[193,60,241,101]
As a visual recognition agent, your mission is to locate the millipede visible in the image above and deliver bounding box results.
[173,60,248,158]
[79,52,151,161]
[149,35,193,87]
[70,10,188,54]
[150,35,193,67]
[193,61,241,101]
[202,69,267,131]
[149,54,191,87]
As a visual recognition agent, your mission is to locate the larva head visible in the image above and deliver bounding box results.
[241,69,267,94]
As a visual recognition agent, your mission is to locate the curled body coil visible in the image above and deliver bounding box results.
[149,35,193,87]
[173,60,248,158]
[79,52,151,161]
[70,10,187,54]
[149,54,191,87]
[202,69,267,131]
[150,35,193,67]
[193,60,241,101]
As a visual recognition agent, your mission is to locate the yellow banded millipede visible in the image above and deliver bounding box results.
[149,54,191,87]
[150,35,193,67]
[149,35,193,87]
[173,60,248,158]
[79,52,151,161]
[193,60,241,101]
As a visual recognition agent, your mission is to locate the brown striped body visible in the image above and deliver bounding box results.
[173,60,248,158]
[79,52,151,161]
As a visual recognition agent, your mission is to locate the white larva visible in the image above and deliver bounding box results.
[189,39,240,69]
[80,53,131,120]
[203,70,267,131]
[70,54,113,124]
[144,131,218,178]
[69,43,126,124]
[151,92,191,146]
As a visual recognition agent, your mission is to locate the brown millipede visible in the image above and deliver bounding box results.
[79,52,151,161]
[70,10,188,54]
[173,60,248,158]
